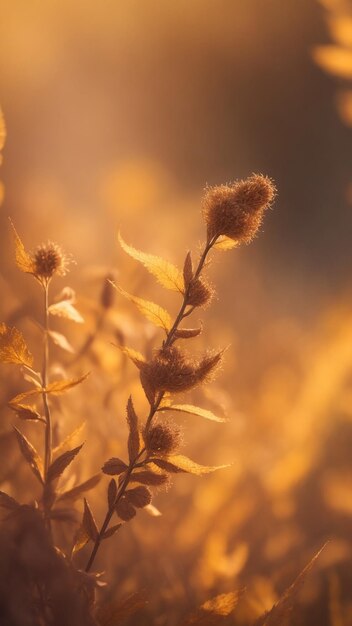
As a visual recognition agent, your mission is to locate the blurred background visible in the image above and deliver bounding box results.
[1,1,352,624]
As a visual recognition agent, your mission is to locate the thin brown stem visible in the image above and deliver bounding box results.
[84,235,217,572]
[42,283,52,479]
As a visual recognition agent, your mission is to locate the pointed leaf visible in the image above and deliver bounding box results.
[13,426,44,484]
[159,404,227,423]
[47,444,84,482]
[72,524,90,555]
[126,396,140,462]
[0,490,20,510]
[116,285,172,331]
[57,474,101,502]
[183,251,193,288]
[108,478,117,508]
[102,523,122,539]
[119,345,146,369]
[0,323,33,367]
[45,373,89,395]
[102,458,128,476]
[48,330,75,354]
[152,454,230,475]
[83,498,99,541]
[118,232,184,292]
[52,422,86,456]
[10,387,41,405]
[9,220,36,274]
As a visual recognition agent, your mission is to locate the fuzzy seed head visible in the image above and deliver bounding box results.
[33,241,69,282]
[140,346,223,395]
[125,486,152,508]
[187,277,214,308]
[145,423,181,455]
[203,174,276,244]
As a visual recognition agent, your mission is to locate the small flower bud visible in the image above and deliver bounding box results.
[145,423,181,455]
[115,496,136,521]
[187,277,213,307]
[203,174,276,244]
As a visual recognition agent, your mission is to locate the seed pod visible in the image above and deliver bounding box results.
[187,278,213,307]
[33,241,69,281]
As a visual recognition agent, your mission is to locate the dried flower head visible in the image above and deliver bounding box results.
[187,277,214,307]
[145,423,181,455]
[140,345,222,395]
[125,486,152,508]
[203,174,276,243]
[33,241,69,283]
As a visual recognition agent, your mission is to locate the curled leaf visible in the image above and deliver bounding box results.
[13,426,44,484]
[159,403,227,423]
[0,323,33,367]
[47,444,84,483]
[118,232,184,292]
[174,326,202,339]
[116,285,172,332]
[152,454,230,475]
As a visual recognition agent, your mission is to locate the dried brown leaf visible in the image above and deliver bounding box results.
[126,396,140,462]
[0,490,20,510]
[9,403,43,422]
[174,326,202,339]
[13,426,44,484]
[102,523,122,539]
[47,444,84,482]
[72,523,90,555]
[183,251,194,288]
[108,478,118,508]
[102,458,128,476]
[131,470,168,486]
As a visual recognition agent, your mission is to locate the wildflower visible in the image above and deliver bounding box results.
[203,173,276,243]
[33,241,69,283]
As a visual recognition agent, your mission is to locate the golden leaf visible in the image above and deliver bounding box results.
[174,326,202,339]
[0,108,6,152]
[214,235,238,251]
[47,444,84,483]
[13,426,44,484]
[153,454,230,475]
[83,498,99,542]
[0,323,33,367]
[159,403,227,423]
[52,422,86,456]
[118,232,184,292]
[126,396,140,462]
[9,403,43,422]
[10,387,41,406]
[49,300,84,324]
[9,220,36,274]
[45,373,89,395]
[120,345,146,369]
[48,330,75,354]
[313,45,352,79]
[57,474,101,502]
[72,524,90,555]
[116,285,172,331]
[182,591,240,625]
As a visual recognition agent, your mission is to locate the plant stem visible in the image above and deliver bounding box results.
[84,235,217,572]
[42,282,52,479]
